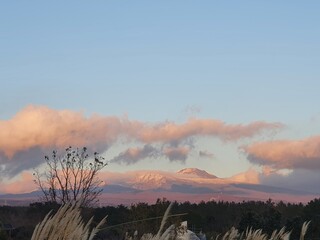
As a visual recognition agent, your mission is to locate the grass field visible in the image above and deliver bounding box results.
[31,202,311,240]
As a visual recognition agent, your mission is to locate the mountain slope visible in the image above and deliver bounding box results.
[177,168,217,179]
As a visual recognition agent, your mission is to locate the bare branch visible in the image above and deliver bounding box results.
[33,146,107,207]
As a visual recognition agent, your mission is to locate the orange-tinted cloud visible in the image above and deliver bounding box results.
[0,105,123,158]
[134,119,283,143]
[0,106,282,159]
[244,135,320,170]
[0,105,283,175]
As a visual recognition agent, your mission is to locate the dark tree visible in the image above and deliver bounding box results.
[33,146,107,207]
[238,211,263,232]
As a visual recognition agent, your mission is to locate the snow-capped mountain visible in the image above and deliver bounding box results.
[1,168,318,206]
[177,168,217,179]
[128,172,175,190]
[127,168,218,190]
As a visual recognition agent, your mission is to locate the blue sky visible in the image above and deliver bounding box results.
[2,1,320,121]
[1,1,320,194]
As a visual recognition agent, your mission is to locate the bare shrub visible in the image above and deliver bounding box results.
[34,146,107,207]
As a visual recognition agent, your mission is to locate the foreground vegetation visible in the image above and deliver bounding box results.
[1,198,320,239]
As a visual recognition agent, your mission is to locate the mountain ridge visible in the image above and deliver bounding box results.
[177,168,218,179]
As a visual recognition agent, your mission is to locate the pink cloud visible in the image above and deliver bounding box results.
[0,105,283,175]
[0,106,282,159]
[244,135,320,170]
[0,105,123,158]
[134,118,283,143]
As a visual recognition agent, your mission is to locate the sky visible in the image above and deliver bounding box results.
[1,1,320,197]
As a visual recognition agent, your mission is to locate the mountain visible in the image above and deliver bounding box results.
[96,168,320,204]
[177,168,217,179]
[0,168,318,206]
[125,168,217,190]
[128,172,175,190]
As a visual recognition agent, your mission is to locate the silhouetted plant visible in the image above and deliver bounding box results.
[33,146,107,207]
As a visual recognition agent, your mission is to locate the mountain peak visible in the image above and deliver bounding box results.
[177,168,217,179]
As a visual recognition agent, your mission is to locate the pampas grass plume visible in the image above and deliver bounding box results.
[31,201,107,240]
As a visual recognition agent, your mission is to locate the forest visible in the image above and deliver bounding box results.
[1,198,320,240]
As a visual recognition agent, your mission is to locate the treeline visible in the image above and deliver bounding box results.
[1,198,320,240]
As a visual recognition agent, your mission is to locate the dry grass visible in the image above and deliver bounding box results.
[215,223,309,240]
[31,201,107,240]
[31,201,311,240]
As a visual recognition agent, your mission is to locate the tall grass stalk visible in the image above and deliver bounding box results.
[31,201,107,240]
[299,221,310,240]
